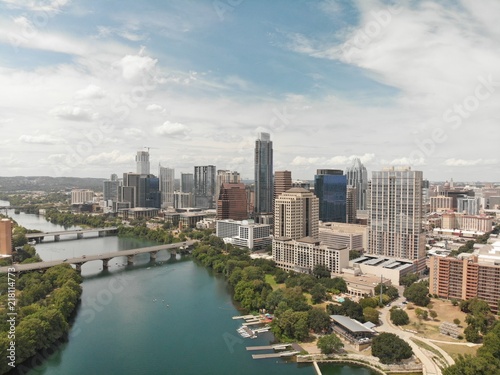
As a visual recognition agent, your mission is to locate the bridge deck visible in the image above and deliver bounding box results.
[0,240,197,273]
[26,227,118,238]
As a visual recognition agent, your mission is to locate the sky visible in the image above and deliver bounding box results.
[0,0,499,182]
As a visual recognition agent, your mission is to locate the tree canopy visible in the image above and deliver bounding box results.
[403,282,430,306]
[317,334,344,354]
[371,333,413,364]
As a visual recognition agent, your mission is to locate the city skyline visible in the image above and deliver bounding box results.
[0,1,499,181]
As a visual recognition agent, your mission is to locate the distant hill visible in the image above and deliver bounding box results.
[0,176,105,192]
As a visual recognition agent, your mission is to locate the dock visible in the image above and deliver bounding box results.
[246,344,291,351]
[251,351,299,359]
[232,315,257,320]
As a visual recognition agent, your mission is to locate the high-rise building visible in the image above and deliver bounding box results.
[103,174,120,202]
[71,189,94,205]
[254,132,273,214]
[0,219,12,256]
[368,167,426,271]
[216,170,240,201]
[274,171,292,199]
[159,165,175,208]
[314,169,347,223]
[181,173,194,194]
[194,165,216,209]
[346,186,357,224]
[216,183,248,220]
[136,150,150,175]
[274,188,319,240]
[457,197,479,215]
[273,188,349,274]
[138,175,161,209]
[346,158,368,211]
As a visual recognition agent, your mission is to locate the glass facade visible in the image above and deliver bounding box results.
[314,173,347,223]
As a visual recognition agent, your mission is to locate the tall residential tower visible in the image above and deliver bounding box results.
[254,132,273,215]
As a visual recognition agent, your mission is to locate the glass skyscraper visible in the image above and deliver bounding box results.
[254,132,273,214]
[314,169,347,223]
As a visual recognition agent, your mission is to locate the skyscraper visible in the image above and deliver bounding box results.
[254,132,273,214]
[346,158,368,211]
[194,165,216,209]
[159,164,175,208]
[103,174,120,202]
[216,170,240,201]
[314,169,347,223]
[136,150,150,175]
[216,183,248,220]
[274,170,292,199]
[274,188,319,240]
[180,173,194,194]
[368,167,426,271]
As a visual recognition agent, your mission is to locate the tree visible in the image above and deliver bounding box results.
[404,282,430,306]
[372,333,413,364]
[443,355,500,375]
[307,308,331,333]
[453,318,461,326]
[317,333,344,354]
[390,309,410,326]
[400,273,419,287]
[429,310,438,321]
[464,325,481,343]
[313,264,330,279]
[311,283,327,304]
[363,307,379,325]
[349,250,361,260]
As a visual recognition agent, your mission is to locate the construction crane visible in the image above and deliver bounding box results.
[143,146,158,153]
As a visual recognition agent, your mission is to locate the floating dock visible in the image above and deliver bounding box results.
[246,344,291,351]
[251,351,299,359]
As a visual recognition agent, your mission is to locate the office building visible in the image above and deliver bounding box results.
[429,241,500,313]
[216,170,240,202]
[274,188,319,240]
[216,183,248,220]
[318,222,368,252]
[367,167,426,271]
[273,188,349,275]
[71,189,94,205]
[254,132,273,214]
[430,196,453,213]
[194,165,216,209]
[136,150,150,175]
[457,197,479,215]
[216,219,271,250]
[346,158,368,211]
[181,173,194,194]
[159,165,175,208]
[173,192,193,209]
[441,213,493,233]
[274,171,292,199]
[103,174,120,203]
[346,186,357,224]
[314,169,347,223]
[138,175,161,209]
[0,219,12,256]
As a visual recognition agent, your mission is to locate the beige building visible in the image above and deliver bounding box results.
[71,189,95,205]
[429,241,500,313]
[441,213,493,232]
[319,222,368,251]
[430,196,453,212]
[0,218,12,256]
[273,188,349,275]
[367,167,426,272]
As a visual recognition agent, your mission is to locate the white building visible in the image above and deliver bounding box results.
[319,222,368,251]
[216,219,271,250]
[71,189,94,205]
[136,150,150,175]
[159,165,175,208]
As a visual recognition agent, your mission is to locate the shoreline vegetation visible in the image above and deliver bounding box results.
[0,264,82,375]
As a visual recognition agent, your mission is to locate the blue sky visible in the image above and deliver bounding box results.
[0,0,499,182]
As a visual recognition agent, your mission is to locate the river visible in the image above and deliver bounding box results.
[2,202,375,375]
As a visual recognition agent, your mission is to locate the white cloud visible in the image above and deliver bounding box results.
[124,128,144,137]
[444,158,498,167]
[146,103,164,112]
[116,54,158,81]
[2,0,70,13]
[49,105,98,121]
[75,84,105,99]
[154,121,190,139]
[388,157,426,167]
[85,150,133,165]
[19,134,64,144]
[291,153,376,167]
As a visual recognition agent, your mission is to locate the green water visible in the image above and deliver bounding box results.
[4,207,375,375]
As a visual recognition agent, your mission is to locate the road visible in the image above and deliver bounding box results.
[378,297,455,375]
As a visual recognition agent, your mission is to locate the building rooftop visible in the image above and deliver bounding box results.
[330,315,375,333]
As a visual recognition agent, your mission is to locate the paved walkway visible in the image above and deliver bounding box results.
[378,297,455,375]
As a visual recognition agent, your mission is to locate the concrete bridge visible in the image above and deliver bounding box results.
[26,227,119,242]
[1,240,197,274]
